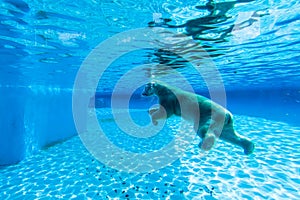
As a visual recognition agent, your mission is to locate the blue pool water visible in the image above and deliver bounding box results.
[1,0,300,199]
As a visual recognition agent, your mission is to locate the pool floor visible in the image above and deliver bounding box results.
[0,112,299,199]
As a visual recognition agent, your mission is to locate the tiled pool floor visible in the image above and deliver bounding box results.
[1,113,299,199]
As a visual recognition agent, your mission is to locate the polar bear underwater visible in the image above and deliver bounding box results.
[142,81,255,155]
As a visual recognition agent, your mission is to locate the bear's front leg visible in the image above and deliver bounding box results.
[148,107,159,115]
[195,121,216,151]
[150,106,167,126]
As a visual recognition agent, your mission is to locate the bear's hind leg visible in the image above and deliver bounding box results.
[239,136,255,155]
[220,128,255,155]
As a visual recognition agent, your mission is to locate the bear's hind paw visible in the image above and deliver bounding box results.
[242,140,255,155]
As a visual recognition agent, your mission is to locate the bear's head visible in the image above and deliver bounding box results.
[142,82,157,96]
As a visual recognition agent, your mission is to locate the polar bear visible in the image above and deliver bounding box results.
[142,81,255,155]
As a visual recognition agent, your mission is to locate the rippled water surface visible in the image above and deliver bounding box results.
[1,0,300,91]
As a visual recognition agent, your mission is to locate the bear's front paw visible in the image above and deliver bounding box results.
[152,120,158,126]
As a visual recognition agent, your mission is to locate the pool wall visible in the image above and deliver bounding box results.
[0,87,77,165]
[226,88,300,126]
[0,87,26,166]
